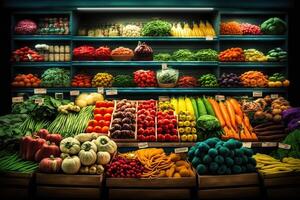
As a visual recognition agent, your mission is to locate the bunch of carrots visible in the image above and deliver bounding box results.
[220,21,243,35]
[208,98,258,141]
[219,48,245,62]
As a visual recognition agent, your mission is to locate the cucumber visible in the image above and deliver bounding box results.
[191,97,199,119]
[202,97,215,116]
[197,98,207,117]
[278,52,287,56]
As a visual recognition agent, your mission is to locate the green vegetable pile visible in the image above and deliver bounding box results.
[266,47,287,62]
[0,150,38,173]
[157,68,179,84]
[154,53,172,61]
[19,116,51,135]
[194,49,218,61]
[112,75,136,87]
[260,17,287,35]
[268,73,286,82]
[41,68,70,87]
[172,49,195,61]
[141,20,172,36]
[198,74,219,87]
[188,138,256,175]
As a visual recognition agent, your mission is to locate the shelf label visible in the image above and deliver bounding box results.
[242,142,252,148]
[174,147,189,154]
[34,88,47,94]
[106,89,118,96]
[70,90,80,96]
[205,36,214,40]
[159,96,170,102]
[97,87,104,94]
[12,96,24,103]
[162,63,168,70]
[278,143,291,150]
[55,93,64,100]
[138,142,149,149]
[253,91,262,97]
[262,142,277,147]
[241,96,249,99]
[271,94,279,99]
[34,98,44,105]
[215,95,225,101]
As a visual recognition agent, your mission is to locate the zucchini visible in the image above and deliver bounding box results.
[197,98,207,116]
[191,97,199,120]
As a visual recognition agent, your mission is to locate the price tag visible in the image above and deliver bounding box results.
[34,88,47,94]
[70,90,80,96]
[253,91,262,97]
[12,96,24,103]
[242,142,252,148]
[159,96,170,102]
[97,87,104,94]
[278,143,291,150]
[34,98,44,105]
[215,95,225,101]
[174,147,189,154]
[271,94,279,99]
[106,89,118,96]
[55,93,64,99]
[138,142,149,149]
[205,36,214,40]
[262,142,277,147]
[162,63,168,70]
[241,96,249,99]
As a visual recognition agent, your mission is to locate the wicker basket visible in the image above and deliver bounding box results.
[158,82,177,88]
[111,55,133,61]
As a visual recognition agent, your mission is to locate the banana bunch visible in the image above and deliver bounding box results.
[253,153,300,175]
[185,97,195,116]
[171,21,216,37]
[178,97,187,113]
[170,97,178,114]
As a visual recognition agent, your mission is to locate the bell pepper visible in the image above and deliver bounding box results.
[36,129,49,139]
[46,134,63,145]
[20,136,32,160]
[34,142,60,162]
[25,136,46,161]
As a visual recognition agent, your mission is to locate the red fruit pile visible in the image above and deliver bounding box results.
[177,76,198,87]
[95,46,111,60]
[11,73,41,87]
[11,46,44,62]
[106,156,144,178]
[133,70,157,87]
[73,45,96,60]
[137,100,157,142]
[86,101,114,134]
[157,110,179,142]
[71,74,92,87]
[240,23,261,35]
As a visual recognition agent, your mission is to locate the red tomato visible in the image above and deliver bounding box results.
[94,114,103,121]
[107,101,114,107]
[98,120,105,127]
[94,108,101,115]
[88,120,98,127]
[104,121,110,127]
[101,126,109,134]
[99,107,106,115]
[96,101,106,108]
[106,107,114,114]
[103,113,112,121]
[93,126,102,133]
[86,126,94,133]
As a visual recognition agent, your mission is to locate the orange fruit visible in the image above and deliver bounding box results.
[274,81,282,87]
[283,80,290,87]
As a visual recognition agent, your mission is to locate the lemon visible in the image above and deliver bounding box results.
[187,134,194,142]
[184,121,191,127]
[192,134,197,141]
[181,134,188,142]
[185,127,191,134]
[178,128,185,134]
[190,121,196,127]
[186,115,192,121]
[178,121,184,127]
[191,128,197,134]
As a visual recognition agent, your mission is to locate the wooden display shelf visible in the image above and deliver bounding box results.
[35,173,103,199]
[106,177,197,200]
[0,172,34,200]
[260,172,300,200]
[197,173,261,200]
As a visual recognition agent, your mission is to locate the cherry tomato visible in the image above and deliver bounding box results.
[106,107,114,114]
[88,120,98,127]
[104,121,110,127]
[86,126,94,133]
[94,108,101,115]
[103,113,112,121]
[93,126,102,133]
[98,120,105,127]
[94,114,103,121]
[101,126,109,134]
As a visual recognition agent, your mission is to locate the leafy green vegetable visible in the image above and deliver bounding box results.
[172,49,195,61]
[260,17,287,35]
[154,53,172,61]
[194,49,218,61]
[198,74,219,87]
[112,75,135,87]
[141,20,172,36]
[41,68,70,87]
[197,115,221,132]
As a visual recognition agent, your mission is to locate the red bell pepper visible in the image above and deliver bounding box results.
[36,129,49,139]
[20,136,32,159]
[34,142,60,162]
[45,134,62,145]
[25,136,46,161]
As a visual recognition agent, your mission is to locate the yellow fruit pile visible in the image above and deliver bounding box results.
[178,111,197,142]
[92,73,113,87]
[171,21,216,37]
[158,100,175,112]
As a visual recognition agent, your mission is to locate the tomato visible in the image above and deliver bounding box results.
[101,126,109,134]
[94,108,101,115]
[165,134,172,141]
[88,120,98,127]
[86,126,94,133]
[99,107,106,115]
[150,135,156,141]
[98,120,105,127]
[93,126,102,133]
[107,101,114,107]
[103,113,112,121]
[94,114,103,121]
[106,107,114,114]
[96,101,106,108]
[104,121,110,127]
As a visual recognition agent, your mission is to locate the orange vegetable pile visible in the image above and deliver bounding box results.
[220,21,243,35]
[208,98,258,142]
[240,71,268,87]
[111,47,134,56]
[71,74,92,87]
[11,73,41,87]
[219,48,245,62]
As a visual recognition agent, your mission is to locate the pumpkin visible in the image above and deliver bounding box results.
[60,137,81,155]
[81,141,97,152]
[39,156,62,173]
[97,151,111,165]
[61,156,81,174]
[79,142,97,166]
[93,135,117,154]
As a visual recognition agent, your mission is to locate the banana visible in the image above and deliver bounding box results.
[170,97,178,114]
[178,97,186,113]
[185,97,194,116]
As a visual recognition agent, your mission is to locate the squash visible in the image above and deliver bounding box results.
[75,133,93,143]
[81,141,97,152]
[96,151,111,165]
[96,164,104,175]
[61,156,81,174]
[60,153,70,160]
[93,135,117,154]
[79,142,97,166]
[39,156,62,173]
[60,137,81,155]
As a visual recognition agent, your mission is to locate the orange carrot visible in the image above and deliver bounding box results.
[240,131,247,141]
[219,101,232,129]
[243,114,252,132]
[243,124,252,141]
[231,128,240,140]
[251,132,258,141]
[209,99,225,127]
[235,115,243,127]
[226,101,237,132]
[229,98,243,119]
[223,126,231,140]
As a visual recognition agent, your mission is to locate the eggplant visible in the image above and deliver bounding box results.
[112,118,122,125]
[112,124,122,130]
[131,124,136,131]
[125,112,134,119]
[113,112,124,118]
[124,108,136,113]
[122,117,131,124]
[122,123,132,130]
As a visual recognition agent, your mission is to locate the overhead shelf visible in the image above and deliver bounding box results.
[12,35,72,41]
[219,35,287,41]
[12,62,71,67]
[219,62,287,68]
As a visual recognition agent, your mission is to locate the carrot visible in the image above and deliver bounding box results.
[222,126,231,140]
[235,115,243,127]
[229,98,243,119]
[251,132,258,141]
[231,128,240,140]
[243,114,252,132]
[240,131,247,141]
[243,124,252,141]
[226,101,237,132]
[219,101,232,129]
[208,98,225,127]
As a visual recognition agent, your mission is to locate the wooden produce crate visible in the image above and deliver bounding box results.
[197,173,261,200]
[260,172,300,200]
[35,173,103,200]
[0,172,34,200]
[106,177,197,200]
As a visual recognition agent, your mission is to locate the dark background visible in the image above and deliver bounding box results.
[0,0,297,115]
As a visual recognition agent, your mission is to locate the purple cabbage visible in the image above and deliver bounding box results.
[282,107,300,131]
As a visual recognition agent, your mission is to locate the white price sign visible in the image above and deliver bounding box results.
[253,91,263,97]
[138,142,149,149]
[205,36,214,40]
[262,142,277,147]
[97,87,104,94]
[271,94,279,99]
[70,90,80,96]
[162,63,168,70]
[174,147,189,154]
[159,96,170,102]
[106,89,118,95]
[55,93,64,99]
[34,88,47,94]
[34,98,44,105]
[215,95,225,101]
[242,142,252,148]
[278,143,291,150]
[12,97,24,103]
